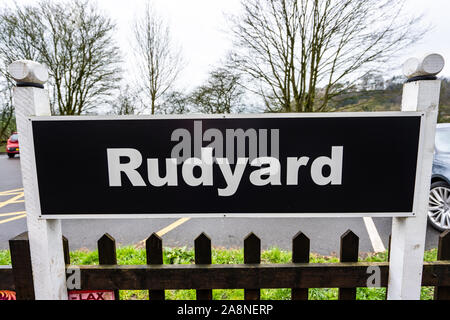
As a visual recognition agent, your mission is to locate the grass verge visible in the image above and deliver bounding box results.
[0,246,438,300]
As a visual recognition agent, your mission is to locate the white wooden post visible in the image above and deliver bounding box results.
[9,60,68,300]
[387,53,445,300]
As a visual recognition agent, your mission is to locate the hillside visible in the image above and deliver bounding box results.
[332,77,450,123]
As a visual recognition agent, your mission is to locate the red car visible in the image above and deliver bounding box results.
[6,133,19,158]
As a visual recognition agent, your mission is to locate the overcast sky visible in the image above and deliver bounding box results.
[7,0,450,90]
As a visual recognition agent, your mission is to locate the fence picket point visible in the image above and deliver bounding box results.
[435,230,450,300]
[97,233,120,300]
[146,233,165,300]
[339,230,359,300]
[292,231,310,300]
[62,236,70,265]
[9,232,35,300]
[195,232,212,300]
[244,232,261,300]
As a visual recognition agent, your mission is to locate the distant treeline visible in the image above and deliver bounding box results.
[332,76,450,123]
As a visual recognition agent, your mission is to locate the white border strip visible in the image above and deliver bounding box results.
[30,110,424,121]
[39,212,414,220]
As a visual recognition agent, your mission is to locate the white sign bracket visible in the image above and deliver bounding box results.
[9,60,68,300]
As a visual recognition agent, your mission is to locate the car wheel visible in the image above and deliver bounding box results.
[428,181,450,231]
[7,153,15,158]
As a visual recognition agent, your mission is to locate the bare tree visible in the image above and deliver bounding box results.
[159,91,190,115]
[229,0,426,112]
[110,85,140,115]
[190,67,245,114]
[0,0,122,115]
[133,2,183,115]
[0,74,15,142]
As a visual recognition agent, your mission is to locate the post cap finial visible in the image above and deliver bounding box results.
[402,53,445,80]
[8,60,48,86]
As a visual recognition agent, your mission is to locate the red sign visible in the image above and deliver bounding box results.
[68,290,115,300]
[0,290,16,300]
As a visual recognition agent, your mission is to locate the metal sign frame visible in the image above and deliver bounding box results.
[26,111,427,220]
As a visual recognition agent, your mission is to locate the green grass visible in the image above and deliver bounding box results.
[0,250,11,265]
[0,143,5,153]
[0,246,438,300]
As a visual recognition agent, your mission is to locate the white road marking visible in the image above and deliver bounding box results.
[363,217,386,253]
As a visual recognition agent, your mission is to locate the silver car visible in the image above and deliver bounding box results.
[429,123,450,231]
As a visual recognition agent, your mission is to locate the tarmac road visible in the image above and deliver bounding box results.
[0,154,442,255]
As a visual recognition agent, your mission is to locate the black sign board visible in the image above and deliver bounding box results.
[30,113,423,218]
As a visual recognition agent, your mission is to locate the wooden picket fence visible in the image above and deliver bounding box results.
[1,230,449,300]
